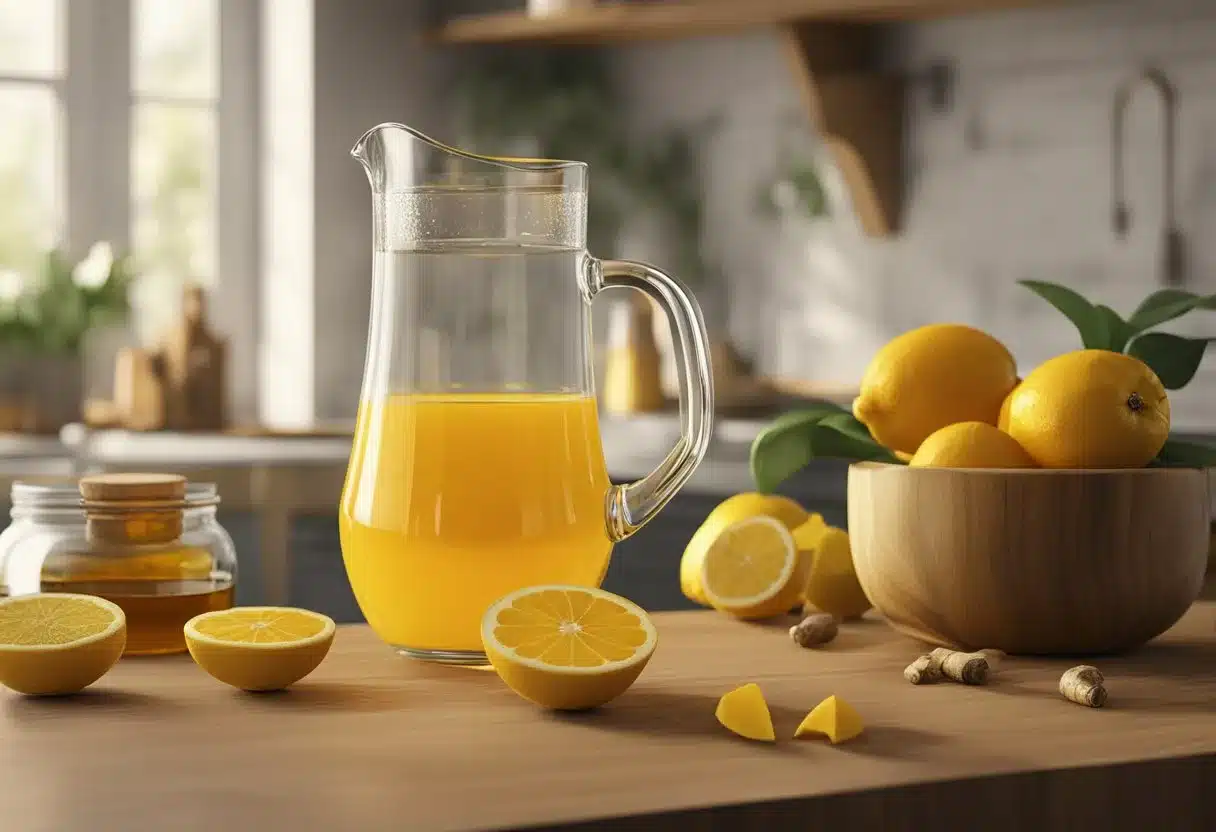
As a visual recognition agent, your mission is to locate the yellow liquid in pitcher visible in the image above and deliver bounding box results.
[339,393,614,653]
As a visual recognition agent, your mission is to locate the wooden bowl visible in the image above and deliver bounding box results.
[848,463,1210,656]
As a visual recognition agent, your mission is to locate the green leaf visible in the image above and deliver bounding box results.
[1096,305,1134,353]
[1127,332,1214,390]
[1127,289,1216,333]
[819,411,879,443]
[1152,438,1216,468]
[750,409,899,494]
[749,409,839,494]
[1019,280,1110,350]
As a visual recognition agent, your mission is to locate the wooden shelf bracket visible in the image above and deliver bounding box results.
[781,24,905,236]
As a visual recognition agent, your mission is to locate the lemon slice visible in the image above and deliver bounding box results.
[699,515,800,619]
[184,607,335,692]
[0,593,126,696]
[482,585,657,711]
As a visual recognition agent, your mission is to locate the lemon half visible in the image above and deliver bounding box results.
[699,515,801,619]
[0,593,126,696]
[482,585,657,711]
[185,607,335,691]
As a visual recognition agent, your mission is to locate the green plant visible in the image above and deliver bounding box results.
[0,243,133,355]
[749,280,1216,492]
[451,49,713,282]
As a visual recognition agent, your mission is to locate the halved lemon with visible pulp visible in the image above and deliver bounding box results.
[0,593,126,696]
[482,585,657,711]
[185,607,335,692]
[700,514,801,619]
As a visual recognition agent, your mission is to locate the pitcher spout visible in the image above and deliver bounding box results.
[351,122,589,250]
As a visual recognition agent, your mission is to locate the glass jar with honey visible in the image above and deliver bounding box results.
[0,473,237,655]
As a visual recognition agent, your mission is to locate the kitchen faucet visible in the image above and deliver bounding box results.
[1112,66,1184,287]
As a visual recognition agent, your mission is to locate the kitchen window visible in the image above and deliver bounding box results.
[0,0,257,413]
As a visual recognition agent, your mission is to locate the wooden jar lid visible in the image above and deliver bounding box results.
[79,473,187,503]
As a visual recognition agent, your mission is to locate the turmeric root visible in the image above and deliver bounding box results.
[1060,665,1107,708]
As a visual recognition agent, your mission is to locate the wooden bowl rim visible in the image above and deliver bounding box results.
[849,461,1209,477]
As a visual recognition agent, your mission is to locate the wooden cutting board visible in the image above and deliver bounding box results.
[2,605,1214,831]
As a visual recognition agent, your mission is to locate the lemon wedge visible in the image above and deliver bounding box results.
[184,607,335,692]
[0,593,126,696]
[801,527,872,620]
[482,585,657,711]
[794,694,865,744]
[716,682,775,742]
[699,515,800,619]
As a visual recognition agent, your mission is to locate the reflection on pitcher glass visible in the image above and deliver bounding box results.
[340,124,714,665]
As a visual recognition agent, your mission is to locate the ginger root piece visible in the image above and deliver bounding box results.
[903,654,944,685]
[794,695,865,744]
[789,613,838,648]
[1060,665,1107,708]
[716,683,775,742]
[929,647,989,685]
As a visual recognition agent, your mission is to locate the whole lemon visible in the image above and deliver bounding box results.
[997,378,1022,432]
[909,421,1037,469]
[854,324,1018,454]
[680,493,810,606]
[1006,350,1170,468]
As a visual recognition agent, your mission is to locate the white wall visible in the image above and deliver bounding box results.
[609,0,1216,429]
[259,0,451,426]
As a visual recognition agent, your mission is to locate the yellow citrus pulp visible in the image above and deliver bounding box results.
[794,694,865,743]
[716,683,775,742]
[853,323,1018,454]
[680,492,809,606]
[481,585,657,711]
[698,515,802,620]
[184,607,335,692]
[1005,350,1170,468]
[909,421,1037,469]
[0,593,126,696]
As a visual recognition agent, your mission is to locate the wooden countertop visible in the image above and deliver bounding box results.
[2,606,1214,831]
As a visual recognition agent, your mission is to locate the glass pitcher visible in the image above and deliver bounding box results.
[341,123,714,665]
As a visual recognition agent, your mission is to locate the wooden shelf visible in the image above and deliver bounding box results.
[434,0,1066,236]
[434,0,1062,45]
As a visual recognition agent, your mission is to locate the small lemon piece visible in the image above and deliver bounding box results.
[794,694,865,744]
[0,594,126,696]
[909,421,1037,469]
[700,515,801,620]
[185,607,335,692]
[1006,350,1170,468]
[802,527,871,620]
[482,585,657,711]
[854,324,1018,454]
[716,682,775,742]
[680,493,809,606]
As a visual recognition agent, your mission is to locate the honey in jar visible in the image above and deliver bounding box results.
[1,474,238,656]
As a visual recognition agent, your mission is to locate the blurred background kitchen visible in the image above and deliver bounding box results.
[0,0,1213,617]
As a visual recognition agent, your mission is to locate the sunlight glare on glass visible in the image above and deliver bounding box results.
[0,0,60,78]
[134,0,218,99]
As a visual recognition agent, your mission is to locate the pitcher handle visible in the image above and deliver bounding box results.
[587,257,715,541]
